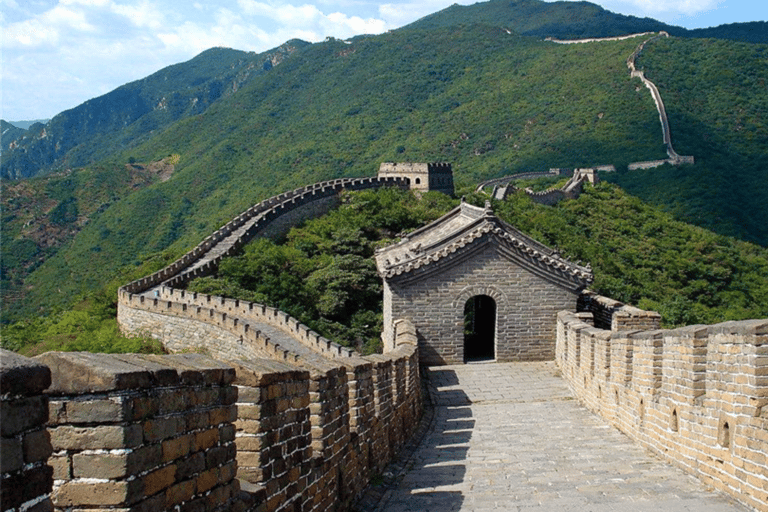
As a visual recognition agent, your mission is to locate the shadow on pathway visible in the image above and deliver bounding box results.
[370,361,749,512]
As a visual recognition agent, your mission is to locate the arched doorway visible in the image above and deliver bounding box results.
[463,295,496,361]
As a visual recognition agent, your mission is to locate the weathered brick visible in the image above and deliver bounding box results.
[73,444,161,479]
[0,349,51,397]
[63,397,129,423]
[176,452,205,481]
[144,416,185,443]
[0,395,48,437]
[49,424,143,450]
[235,386,261,404]
[209,405,236,425]
[130,395,159,420]
[0,465,52,510]
[196,467,219,493]
[235,435,264,452]
[53,479,142,507]
[23,428,52,463]
[195,427,219,451]
[143,464,176,496]
[165,479,196,509]
[162,433,194,462]
[0,436,23,473]
[219,424,236,443]
[49,454,71,480]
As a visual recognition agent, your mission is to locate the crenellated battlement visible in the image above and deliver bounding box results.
[476,167,598,205]
[378,162,454,195]
[1,344,421,512]
[557,295,768,512]
[101,171,421,511]
[121,176,409,296]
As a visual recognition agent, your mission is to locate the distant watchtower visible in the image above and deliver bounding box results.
[378,162,454,196]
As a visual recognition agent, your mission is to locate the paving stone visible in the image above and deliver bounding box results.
[372,361,751,512]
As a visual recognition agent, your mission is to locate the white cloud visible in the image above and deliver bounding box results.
[237,0,388,39]
[111,0,165,29]
[60,0,111,6]
[326,12,387,34]
[3,17,60,46]
[46,4,97,31]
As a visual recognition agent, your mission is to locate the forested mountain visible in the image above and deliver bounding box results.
[1,0,766,326]
[1,121,27,155]
[0,42,308,180]
[410,0,768,42]
[2,1,765,183]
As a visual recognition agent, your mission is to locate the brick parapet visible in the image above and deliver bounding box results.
[152,287,355,359]
[109,170,423,511]
[2,348,421,512]
[556,312,768,511]
[119,176,408,297]
[117,293,302,363]
[117,177,408,364]
[227,345,418,511]
[578,290,661,331]
[31,351,242,512]
[475,169,565,192]
[230,359,311,512]
[1,349,54,512]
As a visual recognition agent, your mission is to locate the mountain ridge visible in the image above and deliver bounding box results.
[0,42,310,180]
[408,0,768,42]
[2,1,765,181]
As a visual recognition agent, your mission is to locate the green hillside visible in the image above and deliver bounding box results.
[4,28,664,320]
[606,37,768,244]
[411,0,675,37]
[2,8,767,324]
[0,43,308,180]
[409,0,768,43]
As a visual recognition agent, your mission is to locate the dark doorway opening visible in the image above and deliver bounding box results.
[464,295,496,361]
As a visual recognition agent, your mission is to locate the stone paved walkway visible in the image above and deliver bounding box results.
[377,361,750,512]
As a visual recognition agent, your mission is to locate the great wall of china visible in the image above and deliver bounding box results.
[3,166,765,512]
[1,33,764,512]
[558,293,767,512]
[471,34,697,204]
[549,32,695,170]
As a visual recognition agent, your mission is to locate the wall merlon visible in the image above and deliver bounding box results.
[557,311,768,512]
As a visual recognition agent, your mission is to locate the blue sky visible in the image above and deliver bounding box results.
[1,0,765,121]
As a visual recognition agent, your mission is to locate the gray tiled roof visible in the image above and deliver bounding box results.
[375,200,593,289]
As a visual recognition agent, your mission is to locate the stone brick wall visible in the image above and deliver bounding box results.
[230,359,311,511]
[117,293,307,363]
[1,346,421,512]
[476,168,595,205]
[556,311,768,512]
[386,242,579,365]
[475,169,565,192]
[119,176,408,297]
[152,288,356,359]
[108,172,424,511]
[577,290,661,331]
[377,162,453,195]
[227,346,420,512]
[1,349,53,512]
[34,352,242,512]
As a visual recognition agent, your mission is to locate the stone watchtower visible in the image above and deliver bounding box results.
[378,162,454,195]
[375,200,593,365]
